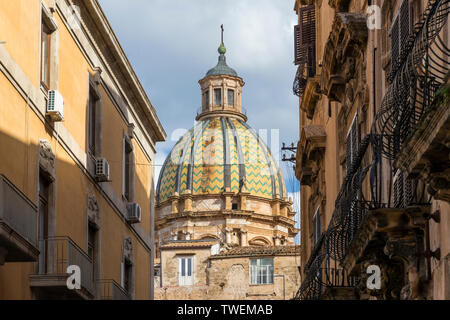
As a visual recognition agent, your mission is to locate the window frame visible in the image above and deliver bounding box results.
[227,89,235,106]
[178,256,194,286]
[249,258,274,285]
[40,22,52,90]
[122,135,135,202]
[214,88,222,106]
[313,206,321,246]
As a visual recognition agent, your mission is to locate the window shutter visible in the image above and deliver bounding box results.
[346,114,359,175]
[390,18,400,73]
[294,5,316,75]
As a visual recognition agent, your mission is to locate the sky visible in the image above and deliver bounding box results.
[98,1,301,230]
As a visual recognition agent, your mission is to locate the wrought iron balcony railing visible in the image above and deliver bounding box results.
[296,0,448,300]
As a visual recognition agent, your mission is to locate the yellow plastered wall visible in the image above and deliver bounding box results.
[0,0,154,300]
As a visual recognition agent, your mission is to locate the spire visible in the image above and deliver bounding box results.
[218,24,226,55]
[205,24,237,77]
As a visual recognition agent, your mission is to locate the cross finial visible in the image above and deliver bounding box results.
[221,24,224,44]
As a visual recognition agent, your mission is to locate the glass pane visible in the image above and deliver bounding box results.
[228,90,234,106]
[181,258,185,276]
[187,258,192,276]
[214,89,221,105]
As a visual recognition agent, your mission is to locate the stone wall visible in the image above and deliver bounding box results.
[155,249,301,300]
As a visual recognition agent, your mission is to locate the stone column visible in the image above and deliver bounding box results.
[182,190,192,212]
[240,229,248,246]
[223,189,234,210]
[225,227,232,244]
[271,195,281,216]
[273,236,281,246]
[170,192,179,214]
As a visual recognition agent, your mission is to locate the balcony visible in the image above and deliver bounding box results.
[98,279,131,300]
[0,174,39,264]
[295,125,326,186]
[29,237,94,300]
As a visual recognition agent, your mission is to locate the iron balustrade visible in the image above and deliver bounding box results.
[0,174,38,248]
[98,279,130,300]
[40,236,94,295]
[375,0,450,160]
[295,0,448,299]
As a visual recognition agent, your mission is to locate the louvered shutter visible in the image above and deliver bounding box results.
[390,18,400,72]
[294,5,316,76]
[346,115,360,175]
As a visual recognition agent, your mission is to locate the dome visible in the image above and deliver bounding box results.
[206,53,238,77]
[156,117,287,204]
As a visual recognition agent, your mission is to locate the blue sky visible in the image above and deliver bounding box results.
[98,1,300,199]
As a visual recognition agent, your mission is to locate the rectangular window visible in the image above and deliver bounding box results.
[40,23,51,89]
[227,89,234,106]
[123,137,134,201]
[123,260,132,293]
[250,258,274,285]
[390,0,413,76]
[204,90,209,107]
[313,206,321,246]
[214,89,222,106]
[38,172,50,273]
[346,114,360,175]
[88,87,99,155]
[88,224,97,283]
[178,256,194,286]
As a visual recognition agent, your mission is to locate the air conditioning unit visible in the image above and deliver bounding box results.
[46,90,64,121]
[126,202,142,224]
[95,158,110,182]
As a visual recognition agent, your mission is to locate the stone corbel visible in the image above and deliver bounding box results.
[39,139,56,180]
[87,194,101,228]
[301,76,322,120]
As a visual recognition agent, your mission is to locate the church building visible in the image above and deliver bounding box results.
[154,31,300,300]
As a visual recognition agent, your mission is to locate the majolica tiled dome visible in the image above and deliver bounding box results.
[156,117,287,204]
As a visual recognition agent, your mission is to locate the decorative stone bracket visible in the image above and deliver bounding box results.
[342,206,432,300]
[320,13,368,104]
[301,76,321,120]
[394,94,450,203]
[295,125,326,186]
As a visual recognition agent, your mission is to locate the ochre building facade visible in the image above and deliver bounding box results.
[154,41,301,300]
[0,0,165,299]
[293,0,450,299]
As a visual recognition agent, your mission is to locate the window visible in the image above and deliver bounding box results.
[88,86,100,155]
[123,136,135,201]
[313,206,321,246]
[178,256,194,286]
[232,202,238,210]
[227,89,235,106]
[390,0,413,75]
[250,258,274,285]
[87,223,97,283]
[294,5,316,77]
[40,23,51,89]
[38,172,50,272]
[204,90,209,107]
[346,114,360,175]
[123,260,133,293]
[214,88,222,106]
